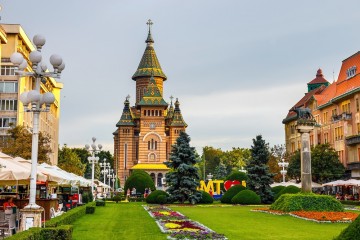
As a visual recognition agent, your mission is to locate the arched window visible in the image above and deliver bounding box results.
[147,110,150,116]
[150,173,156,184]
[148,141,150,150]
[155,110,158,116]
[159,110,162,116]
[151,139,154,149]
[149,153,156,161]
[155,141,157,150]
[157,173,163,187]
[152,110,154,116]
[144,110,146,116]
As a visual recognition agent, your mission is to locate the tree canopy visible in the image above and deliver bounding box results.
[1,125,52,163]
[58,145,86,176]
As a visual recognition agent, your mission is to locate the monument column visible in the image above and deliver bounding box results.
[296,124,315,193]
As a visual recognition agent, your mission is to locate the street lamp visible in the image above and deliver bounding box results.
[278,158,289,183]
[207,173,213,181]
[111,174,116,190]
[10,35,64,211]
[99,159,110,184]
[85,137,102,200]
[107,169,114,188]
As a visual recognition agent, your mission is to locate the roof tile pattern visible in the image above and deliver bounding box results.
[138,76,168,107]
[116,98,135,126]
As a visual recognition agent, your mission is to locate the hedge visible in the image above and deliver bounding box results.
[334,215,360,240]
[96,200,106,206]
[156,195,168,204]
[271,186,286,196]
[7,225,72,240]
[231,190,261,205]
[146,190,169,204]
[86,206,95,214]
[46,202,95,228]
[270,193,344,212]
[340,200,360,206]
[275,185,301,200]
[198,191,214,204]
[220,185,246,204]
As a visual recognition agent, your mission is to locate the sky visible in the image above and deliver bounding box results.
[2,0,360,154]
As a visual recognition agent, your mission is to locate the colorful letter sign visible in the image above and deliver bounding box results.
[198,179,246,195]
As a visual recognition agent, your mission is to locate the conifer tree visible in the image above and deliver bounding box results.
[165,131,201,204]
[214,162,228,179]
[246,135,275,203]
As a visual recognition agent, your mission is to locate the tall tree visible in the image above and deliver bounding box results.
[221,147,251,171]
[287,150,301,182]
[214,162,228,180]
[165,132,201,204]
[246,135,274,203]
[202,146,222,177]
[1,125,52,163]
[58,145,86,176]
[268,145,286,182]
[312,144,345,183]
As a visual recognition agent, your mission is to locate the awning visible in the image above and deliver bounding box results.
[131,163,169,170]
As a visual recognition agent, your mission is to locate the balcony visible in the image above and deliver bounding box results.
[347,162,360,170]
[332,112,352,122]
[346,134,360,146]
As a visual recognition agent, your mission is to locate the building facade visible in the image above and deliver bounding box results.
[0,24,63,165]
[283,52,360,178]
[113,21,188,187]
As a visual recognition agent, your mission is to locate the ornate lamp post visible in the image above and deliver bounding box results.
[85,137,102,200]
[207,173,213,181]
[111,174,116,190]
[100,159,110,184]
[107,169,114,188]
[10,34,64,230]
[278,158,289,183]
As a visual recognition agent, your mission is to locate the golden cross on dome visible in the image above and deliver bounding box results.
[146,19,153,32]
[170,95,174,102]
[126,94,130,100]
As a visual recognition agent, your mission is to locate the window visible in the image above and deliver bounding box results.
[0,117,16,128]
[135,142,138,160]
[159,110,162,116]
[331,108,337,116]
[148,141,150,150]
[155,110,158,116]
[324,132,329,143]
[341,100,351,113]
[155,141,157,150]
[291,142,295,153]
[346,66,357,79]
[149,153,156,161]
[334,127,343,140]
[357,98,359,112]
[124,143,127,170]
[323,112,328,124]
[150,173,155,183]
[0,100,17,111]
[144,110,146,116]
[157,173,163,187]
[0,82,18,93]
[0,66,16,76]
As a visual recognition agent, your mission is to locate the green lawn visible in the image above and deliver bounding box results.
[171,205,349,240]
[72,202,166,240]
[72,202,350,240]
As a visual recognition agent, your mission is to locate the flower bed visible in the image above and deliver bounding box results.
[144,205,227,239]
[253,208,359,223]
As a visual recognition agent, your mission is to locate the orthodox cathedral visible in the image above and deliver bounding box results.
[113,20,188,187]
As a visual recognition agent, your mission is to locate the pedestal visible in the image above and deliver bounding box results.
[19,207,44,231]
[296,124,315,193]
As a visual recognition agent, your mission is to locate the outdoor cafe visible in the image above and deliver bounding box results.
[322,179,360,201]
[0,152,110,237]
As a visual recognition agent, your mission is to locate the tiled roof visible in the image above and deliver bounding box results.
[308,69,329,85]
[284,85,326,120]
[318,52,360,107]
[168,98,187,127]
[116,98,135,126]
[132,31,167,80]
[138,76,168,107]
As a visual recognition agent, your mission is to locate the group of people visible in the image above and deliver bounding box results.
[125,187,152,199]
[335,193,359,201]
[3,197,16,209]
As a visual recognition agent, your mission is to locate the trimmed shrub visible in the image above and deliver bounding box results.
[271,186,286,196]
[146,190,169,204]
[270,193,344,212]
[96,200,105,206]
[40,225,73,240]
[340,200,360,206]
[124,170,156,194]
[157,195,167,204]
[112,194,122,203]
[82,191,93,203]
[86,206,95,214]
[231,190,261,205]
[220,185,246,204]
[275,185,301,200]
[7,227,42,240]
[46,202,95,227]
[335,215,360,240]
[198,191,214,204]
